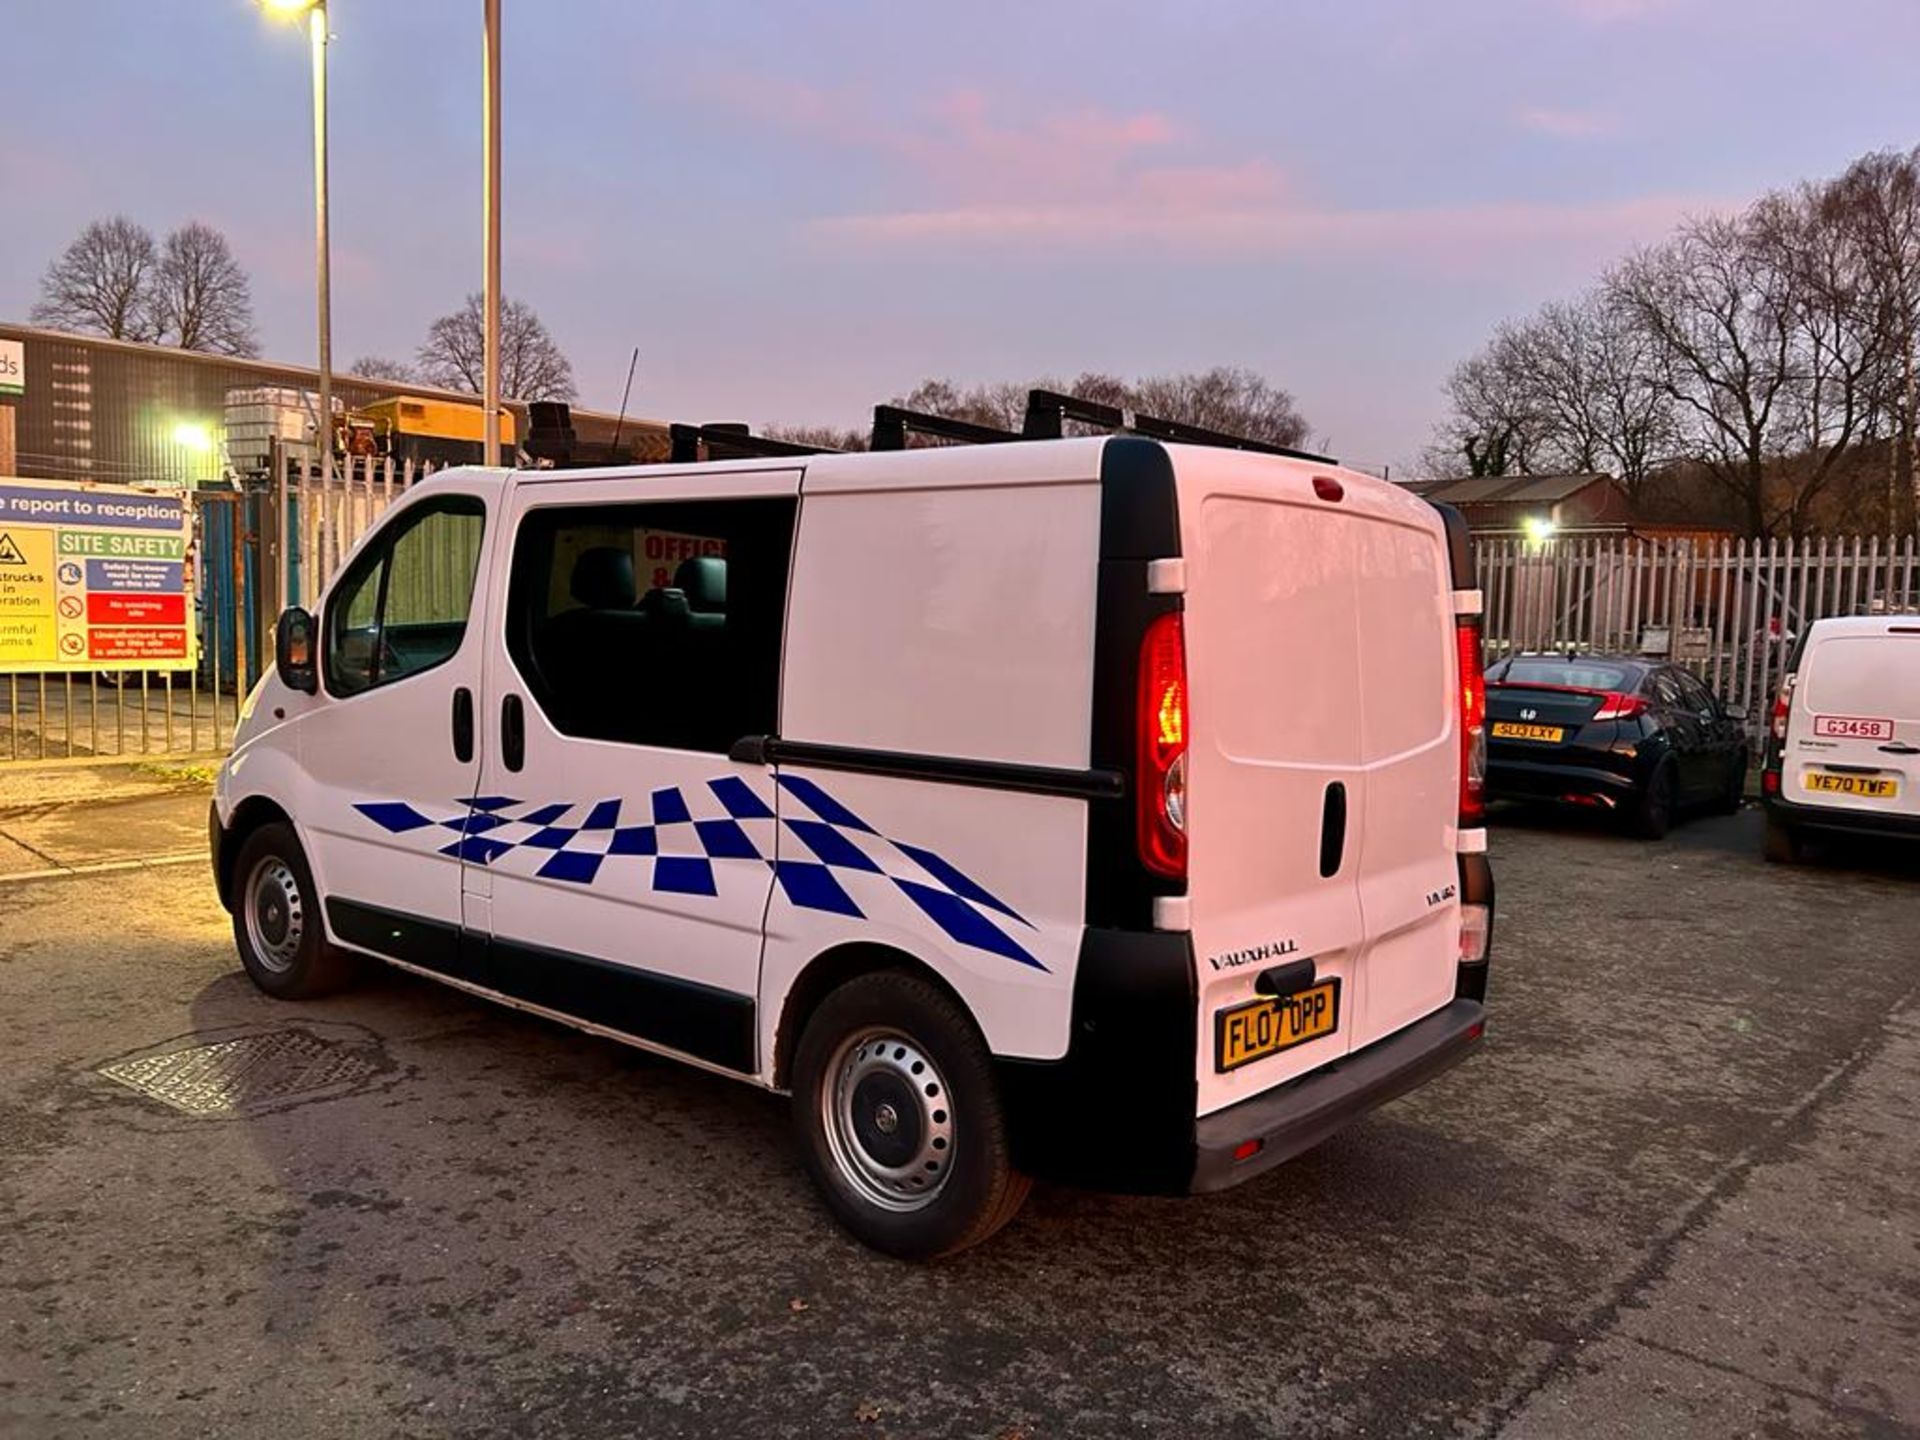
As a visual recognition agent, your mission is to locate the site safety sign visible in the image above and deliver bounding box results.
[0,478,195,673]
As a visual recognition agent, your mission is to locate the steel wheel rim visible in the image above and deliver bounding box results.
[244,856,305,974]
[820,1028,955,1213]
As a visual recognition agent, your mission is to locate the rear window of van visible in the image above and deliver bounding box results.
[1804,636,1920,718]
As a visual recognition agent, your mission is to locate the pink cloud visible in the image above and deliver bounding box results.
[813,192,1720,276]
[1517,105,1615,139]
[688,77,1710,276]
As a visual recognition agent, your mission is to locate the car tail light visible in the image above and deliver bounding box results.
[1457,619,1487,826]
[1770,679,1794,741]
[1137,612,1188,879]
[1592,691,1648,721]
[1460,902,1492,963]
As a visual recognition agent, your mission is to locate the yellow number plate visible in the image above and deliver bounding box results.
[1804,772,1900,799]
[1215,980,1341,1073]
[1491,722,1565,742]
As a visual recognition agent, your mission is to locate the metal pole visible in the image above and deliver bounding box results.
[311,3,334,576]
[483,0,503,466]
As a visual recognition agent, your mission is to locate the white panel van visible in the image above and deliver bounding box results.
[1762,615,1920,862]
[211,434,1494,1257]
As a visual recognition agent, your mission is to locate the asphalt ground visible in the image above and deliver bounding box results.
[1,789,1916,1439]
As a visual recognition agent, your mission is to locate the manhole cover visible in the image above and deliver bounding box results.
[97,1023,393,1117]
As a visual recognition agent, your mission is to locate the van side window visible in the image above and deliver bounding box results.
[324,497,486,696]
[506,497,795,752]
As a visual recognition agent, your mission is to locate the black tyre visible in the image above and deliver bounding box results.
[791,970,1030,1260]
[1630,761,1678,839]
[1712,750,1749,815]
[1763,815,1805,866]
[230,822,357,999]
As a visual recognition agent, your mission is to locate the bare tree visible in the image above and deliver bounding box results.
[1608,216,1802,536]
[416,294,577,401]
[30,216,159,341]
[1827,147,1920,531]
[149,222,258,356]
[760,423,869,451]
[349,355,419,383]
[1429,338,1549,478]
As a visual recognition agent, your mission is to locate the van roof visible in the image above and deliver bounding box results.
[428,436,1380,500]
[1804,615,1920,642]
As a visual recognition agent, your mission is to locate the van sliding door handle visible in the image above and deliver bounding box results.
[1319,781,1347,878]
[451,687,474,763]
[501,694,525,773]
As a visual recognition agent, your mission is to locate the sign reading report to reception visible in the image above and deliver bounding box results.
[0,478,194,672]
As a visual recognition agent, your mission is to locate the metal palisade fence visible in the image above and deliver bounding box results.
[1479,533,1920,726]
[1,456,430,766]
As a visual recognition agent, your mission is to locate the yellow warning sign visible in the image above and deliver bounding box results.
[0,526,55,665]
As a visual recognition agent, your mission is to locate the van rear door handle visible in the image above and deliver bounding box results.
[501,694,525,772]
[451,687,474,763]
[1878,742,1919,755]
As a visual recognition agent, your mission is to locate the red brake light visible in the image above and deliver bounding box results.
[1592,691,1648,721]
[1137,612,1188,879]
[1457,619,1486,827]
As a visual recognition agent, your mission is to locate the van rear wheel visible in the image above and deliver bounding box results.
[231,822,357,999]
[790,971,1030,1260]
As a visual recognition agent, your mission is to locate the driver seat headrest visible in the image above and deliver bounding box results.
[673,557,726,613]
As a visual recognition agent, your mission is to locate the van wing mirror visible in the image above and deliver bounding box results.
[275,607,319,695]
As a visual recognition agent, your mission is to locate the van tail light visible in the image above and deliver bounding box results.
[1460,902,1492,964]
[1457,619,1487,827]
[1770,679,1794,741]
[1592,692,1649,721]
[1137,611,1188,879]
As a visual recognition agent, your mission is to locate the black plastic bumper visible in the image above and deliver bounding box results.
[1190,998,1486,1194]
[1763,791,1920,843]
[209,801,231,910]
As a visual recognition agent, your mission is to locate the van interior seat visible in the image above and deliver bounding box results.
[537,547,650,732]
[675,557,727,629]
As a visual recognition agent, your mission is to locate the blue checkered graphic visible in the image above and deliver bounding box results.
[353,774,1041,969]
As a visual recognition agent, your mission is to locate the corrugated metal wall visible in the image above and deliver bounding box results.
[0,326,410,488]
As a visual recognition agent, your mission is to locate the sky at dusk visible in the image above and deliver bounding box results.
[3,0,1918,473]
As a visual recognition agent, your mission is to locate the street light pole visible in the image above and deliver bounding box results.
[309,1,332,601]
[483,0,502,466]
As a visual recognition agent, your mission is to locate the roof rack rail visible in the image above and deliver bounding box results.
[1021,388,1336,464]
[668,423,842,464]
[870,404,1021,451]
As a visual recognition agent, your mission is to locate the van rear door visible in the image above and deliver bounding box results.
[1786,622,1920,820]
[1179,451,1461,1118]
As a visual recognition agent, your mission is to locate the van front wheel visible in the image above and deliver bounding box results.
[791,971,1030,1260]
[231,822,356,999]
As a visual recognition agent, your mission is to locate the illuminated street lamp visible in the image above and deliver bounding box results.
[261,0,330,608]
[1522,515,1558,546]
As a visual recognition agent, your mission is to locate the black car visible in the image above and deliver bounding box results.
[1484,654,1749,838]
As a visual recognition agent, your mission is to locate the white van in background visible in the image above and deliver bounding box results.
[210,425,1494,1258]
[1763,615,1920,863]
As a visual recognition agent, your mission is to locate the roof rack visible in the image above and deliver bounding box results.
[668,423,842,464]
[1020,389,1335,464]
[870,405,1022,451]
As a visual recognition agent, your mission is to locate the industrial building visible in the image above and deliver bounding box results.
[0,321,665,488]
